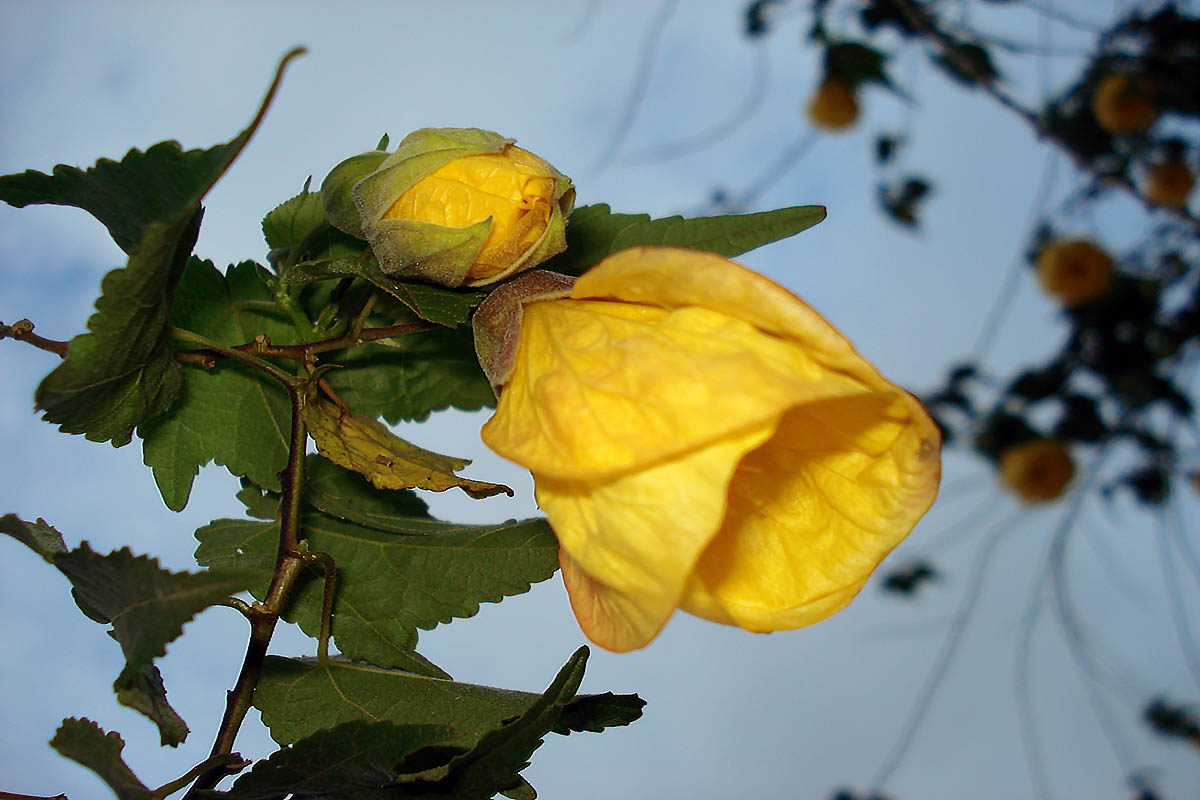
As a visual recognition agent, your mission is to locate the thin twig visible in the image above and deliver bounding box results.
[590,0,679,174]
[1047,497,1138,776]
[1017,441,1133,799]
[0,319,69,358]
[169,328,296,388]
[1014,540,1054,800]
[172,319,435,369]
[913,494,1011,557]
[1159,504,1200,692]
[563,0,600,42]
[890,0,1200,231]
[868,510,1027,792]
[967,151,1060,363]
[622,44,771,165]
[1167,493,1200,592]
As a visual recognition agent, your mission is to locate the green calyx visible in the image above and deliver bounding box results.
[320,150,391,238]
[472,270,576,393]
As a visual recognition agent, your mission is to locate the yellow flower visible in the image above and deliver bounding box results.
[807,78,859,131]
[1146,159,1195,209]
[479,247,942,652]
[384,145,561,282]
[999,438,1075,503]
[1036,239,1115,308]
[324,128,574,288]
[1090,74,1157,135]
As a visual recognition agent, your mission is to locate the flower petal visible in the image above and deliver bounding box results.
[572,247,859,361]
[536,420,777,652]
[481,298,868,481]
[680,390,941,631]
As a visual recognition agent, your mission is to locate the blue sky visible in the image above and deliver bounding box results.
[2,2,1199,798]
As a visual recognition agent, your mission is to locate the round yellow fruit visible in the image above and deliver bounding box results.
[1036,239,1115,308]
[807,78,859,131]
[999,439,1075,503]
[1145,159,1195,208]
[1091,73,1157,134]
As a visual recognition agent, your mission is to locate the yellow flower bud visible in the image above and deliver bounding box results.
[998,438,1075,503]
[1145,159,1195,209]
[384,145,561,282]
[479,247,942,652]
[1036,239,1115,308]
[1090,74,1157,135]
[324,128,574,288]
[807,77,859,131]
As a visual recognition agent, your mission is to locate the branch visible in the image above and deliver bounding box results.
[0,319,68,358]
[184,357,312,796]
[890,0,1200,232]
[172,319,437,369]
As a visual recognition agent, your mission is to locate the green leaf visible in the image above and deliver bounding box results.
[0,513,67,561]
[392,647,591,800]
[218,721,451,800]
[21,49,306,449]
[115,662,190,747]
[542,203,826,277]
[138,259,296,511]
[33,211,200,447]
[236,479,282,520]
[0,140,225,257]
[304,400,512,499]
[253,646,639,754]
[878,176,933,228]
[53,542,265,687]
[875,133,904,164]
[323,326,494,424]
[825,41,894,89]
[50,718,153,800]
[194,518,280,571]
[281,225,369,272]
[552,691,647,735]
[0,48,305,255]
[304,456,434,530]
[285,253,485,326]
[932,40,1000,87]
[262,182,325,250]
[195,497,557,676]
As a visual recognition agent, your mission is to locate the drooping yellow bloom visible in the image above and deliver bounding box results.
[999,438,1075,503]
[1036,239,1115,308]
[384,145,560,281]
[1146,159,1195,209]
[479,247,942,652]
[1090,74,1158,134]
[807,78,859,131]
